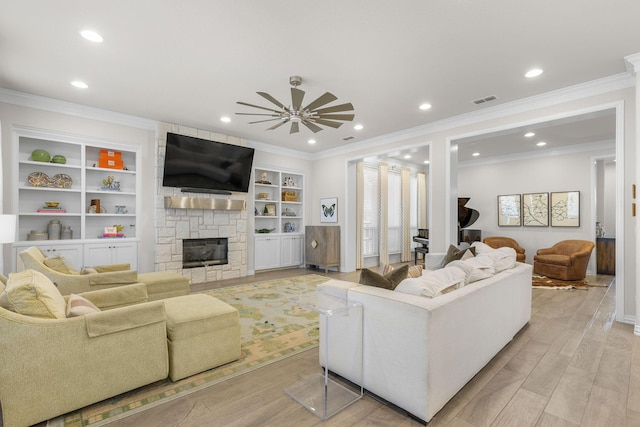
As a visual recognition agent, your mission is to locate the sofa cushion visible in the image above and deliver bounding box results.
[66,293,101,317]
[360,265,409,290]
[43,256,73,274]
[395,267,467,298]
[441,245,476,267]
[0,269,67,319]
[447,257,495,284]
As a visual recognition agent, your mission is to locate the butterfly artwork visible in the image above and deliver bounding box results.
[320,198,338,223]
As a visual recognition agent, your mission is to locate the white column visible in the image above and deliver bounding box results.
[625,53,640,335]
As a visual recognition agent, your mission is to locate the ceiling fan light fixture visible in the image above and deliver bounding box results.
[236,76,354,135]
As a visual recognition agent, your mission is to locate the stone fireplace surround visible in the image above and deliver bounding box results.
[154,123,249,284]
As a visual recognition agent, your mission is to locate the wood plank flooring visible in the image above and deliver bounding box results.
[101,268,635,426]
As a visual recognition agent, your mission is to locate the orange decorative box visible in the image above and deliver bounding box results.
[99,149,124,169]
[99,149,122,160]
[98,158,124,169]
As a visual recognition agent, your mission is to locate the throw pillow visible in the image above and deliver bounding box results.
[395,267,467,298]
[359,265,409,290]
[441,245,476,268]
[407,264,423,278]
[66,294,101,317]
[81,267,98,275]
[378,263,395,275]
[43,256,72,274]
[0,269,67,319]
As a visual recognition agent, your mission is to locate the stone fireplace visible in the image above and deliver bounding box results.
[154,123,249,284]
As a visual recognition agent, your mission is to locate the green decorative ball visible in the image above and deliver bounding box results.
[51,155,67,164]
[31,149,51,162]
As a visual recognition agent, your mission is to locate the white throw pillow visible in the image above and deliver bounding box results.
[471,242,517,272]
[395,267,467,298]
[66,294,101,317]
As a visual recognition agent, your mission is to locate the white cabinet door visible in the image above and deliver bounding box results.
[281,234,304,267]
[84,242,138,270]
[15,243,83,272]
[254,236,281,270]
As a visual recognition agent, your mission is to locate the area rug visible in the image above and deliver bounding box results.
[50,274,329,427]
[532,275,607,290]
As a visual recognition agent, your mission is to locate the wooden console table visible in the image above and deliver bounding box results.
[596,237,615,275]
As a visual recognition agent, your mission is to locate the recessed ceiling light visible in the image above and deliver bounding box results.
[525,68,544,78]
[423,160,430,164]
[308,139,316,145]
[537,141,547,147]
[472,152,480,157]
[220,116,231,123]
[71,80,88,89]
[524,132,535,137]
[419,103,432,111]
[80,30,103,43]
[404,154,411,159]
[353,124,363,131]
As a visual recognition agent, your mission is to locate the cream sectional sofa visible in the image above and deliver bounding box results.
[318,243,532,423]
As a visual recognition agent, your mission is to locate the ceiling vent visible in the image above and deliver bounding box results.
[471,95,498,105]
[342,136,355,141]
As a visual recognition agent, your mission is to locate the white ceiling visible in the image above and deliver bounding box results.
[0,1,636,160]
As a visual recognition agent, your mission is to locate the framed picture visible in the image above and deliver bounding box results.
[522,192,549,227]
[497,194,521,226]
[264,203,276,216]
[551,191,580,227]
[320,197,338,223]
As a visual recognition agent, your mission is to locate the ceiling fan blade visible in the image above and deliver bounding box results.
[303,92,338,112]
[313,118,344,129]
[248,118,283,124]
[315,113,355,121]
[267,120,288,131]
[236,112,280,117]
[290,121,300,134]
[236,101,281,113]
[291,88,305,111]
[313,103,355,115]
[302,121,323,133]
[257,92,286,109]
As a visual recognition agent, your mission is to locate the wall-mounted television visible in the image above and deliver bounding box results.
[162,132,255,194]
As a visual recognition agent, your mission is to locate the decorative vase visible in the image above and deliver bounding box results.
[47,220,61,240]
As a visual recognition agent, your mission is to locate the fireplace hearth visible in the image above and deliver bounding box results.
[182,238,228,268]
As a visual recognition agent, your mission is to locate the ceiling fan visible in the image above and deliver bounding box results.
[236,76,355,134]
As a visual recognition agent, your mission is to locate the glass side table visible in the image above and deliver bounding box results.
[285,291,363,420]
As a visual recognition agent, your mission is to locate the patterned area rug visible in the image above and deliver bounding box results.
[51,274,329,427]
[532,275,607,290]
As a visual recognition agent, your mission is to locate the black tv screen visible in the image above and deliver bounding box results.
[162,132,255,193]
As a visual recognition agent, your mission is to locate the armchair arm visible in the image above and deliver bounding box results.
[87,270,138,286]
[75,283,149,310]
[94,263,132,272]
[536,247,556,255]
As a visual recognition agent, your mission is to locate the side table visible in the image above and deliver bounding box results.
[285,292,363,420]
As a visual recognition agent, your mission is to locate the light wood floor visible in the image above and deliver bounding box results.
[104,267,636,426]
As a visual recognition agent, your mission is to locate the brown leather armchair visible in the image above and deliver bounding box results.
[533,240,595,281]
[483,236,526,262]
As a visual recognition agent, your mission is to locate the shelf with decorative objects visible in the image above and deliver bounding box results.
[253,167,304,270]
[11,126,141,273]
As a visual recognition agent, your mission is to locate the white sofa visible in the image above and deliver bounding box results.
[317,247,532,423]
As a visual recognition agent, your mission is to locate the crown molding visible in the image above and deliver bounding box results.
[315,72,635,160]
[0,87,157,130]
[625,53,640,74]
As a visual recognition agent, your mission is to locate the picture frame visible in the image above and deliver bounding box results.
[551,191,580,227]
[497,194,521,226]
[522,192,549,227]
[320,197,338,223]
[264,203,276,216]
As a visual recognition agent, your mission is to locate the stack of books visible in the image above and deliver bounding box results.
[37,206,66,213]
[100,233,125,238]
